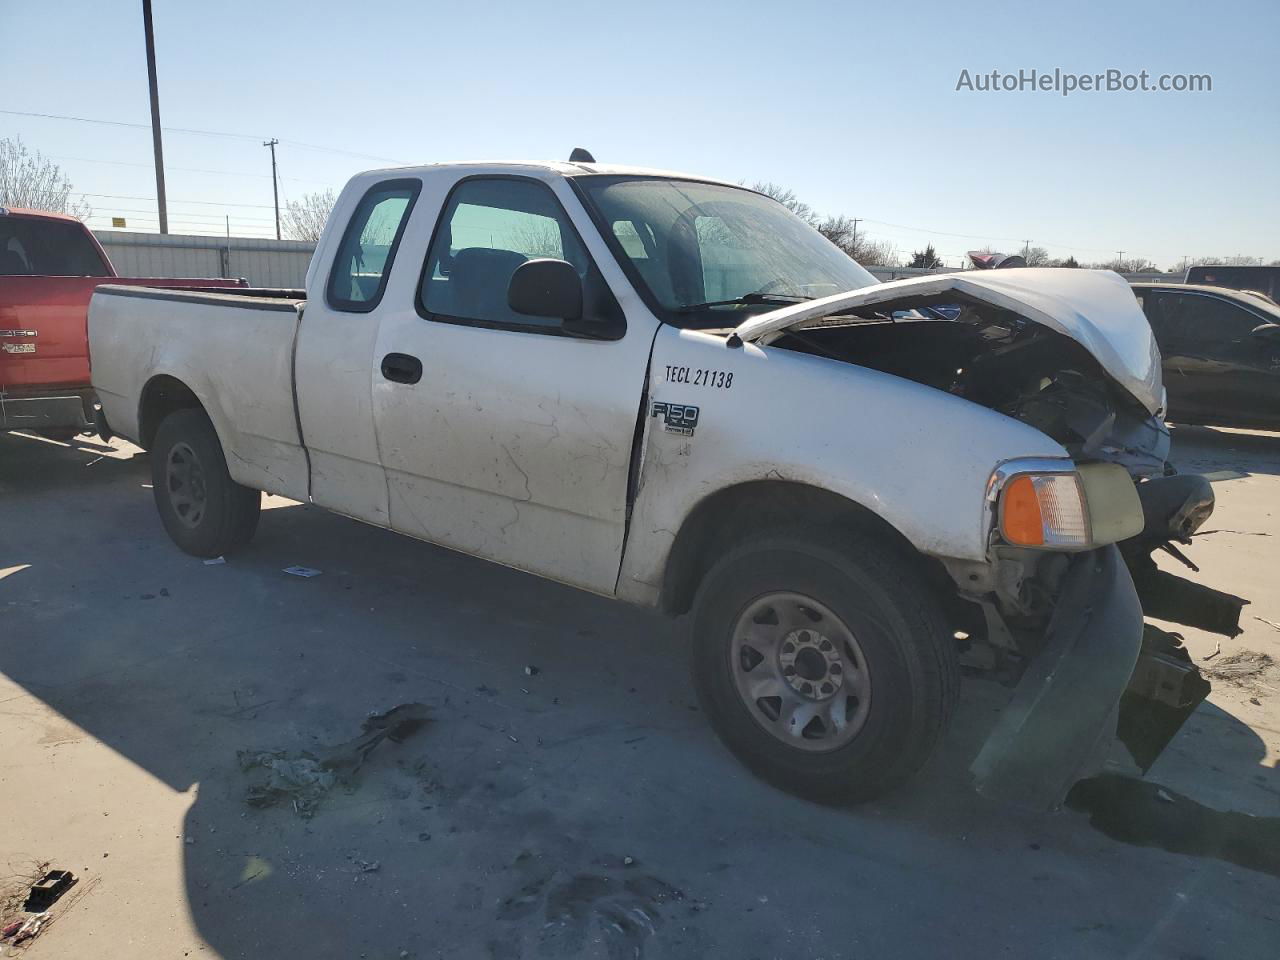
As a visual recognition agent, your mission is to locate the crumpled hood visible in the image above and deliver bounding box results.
[735,269,1163,415]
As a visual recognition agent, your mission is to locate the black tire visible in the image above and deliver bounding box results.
[691,527,959,804]
[150,407,260,557]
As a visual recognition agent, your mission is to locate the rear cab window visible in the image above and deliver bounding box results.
[326,179,421,312]
[0,217,111,277]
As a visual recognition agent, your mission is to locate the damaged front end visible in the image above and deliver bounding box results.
[740,270,1246,807]
[964,473,1245,808]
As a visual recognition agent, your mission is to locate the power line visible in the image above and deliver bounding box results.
[49,153,332,186]
[84,206,277,223]
[77,192,277,209]
[0,108,411,165]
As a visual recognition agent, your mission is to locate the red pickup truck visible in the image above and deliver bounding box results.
[0,206,245,438]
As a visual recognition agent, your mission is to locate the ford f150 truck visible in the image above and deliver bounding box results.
[88,160,1242,807]
[0,206,245,437]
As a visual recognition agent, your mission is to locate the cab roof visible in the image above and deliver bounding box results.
[350,160,742,190]
[0,206,83,222]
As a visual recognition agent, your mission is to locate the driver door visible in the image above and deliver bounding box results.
[370,171,658,595]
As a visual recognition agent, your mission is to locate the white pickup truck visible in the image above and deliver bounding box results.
[89,158,1239,808]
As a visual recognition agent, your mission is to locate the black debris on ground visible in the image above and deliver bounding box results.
[238,703,430,817]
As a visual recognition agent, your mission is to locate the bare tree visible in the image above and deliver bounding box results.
[0,137,91,218]
[749,181,819,226]
[282,189,336,242]
[1022,245,1051,267]
[1189,255,1268,267]
[512,219,564,259]
[747,184,902,265]
[1089,257,1156,273]
[815,215,897,265]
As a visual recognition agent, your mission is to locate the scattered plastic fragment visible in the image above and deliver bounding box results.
[203,556,226,565]
[12,914,48,944]
[283,565,323,578]
[524,665,540,676]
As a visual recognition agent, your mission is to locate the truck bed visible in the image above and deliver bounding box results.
[89,285,311,499]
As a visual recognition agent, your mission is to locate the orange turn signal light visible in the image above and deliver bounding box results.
[1001,474,1045,546]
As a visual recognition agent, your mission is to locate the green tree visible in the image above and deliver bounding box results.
[908,244,943,269]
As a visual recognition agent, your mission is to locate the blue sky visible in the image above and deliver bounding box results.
[2,0,1276,268]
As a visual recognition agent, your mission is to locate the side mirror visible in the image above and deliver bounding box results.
[1251,322,1280,341]
[508,258,582,321]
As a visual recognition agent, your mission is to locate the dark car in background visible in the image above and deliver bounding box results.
[1132,282,1280,430]
[1186,264,1280,302]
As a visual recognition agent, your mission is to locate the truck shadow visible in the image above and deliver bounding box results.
[2,436,1278,958]
[0,430,137,493]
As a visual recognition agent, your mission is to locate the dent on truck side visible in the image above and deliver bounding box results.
[615,325,1069,607]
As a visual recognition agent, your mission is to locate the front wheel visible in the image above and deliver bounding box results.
[691,529,958,804]
[151,408,260,557]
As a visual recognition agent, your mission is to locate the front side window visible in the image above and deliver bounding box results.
[1155,293,1261,346]
[576,176,879,328]
[420,177,596,331]
[327,179,420,312]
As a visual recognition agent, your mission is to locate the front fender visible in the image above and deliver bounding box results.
[616,326,1068,605]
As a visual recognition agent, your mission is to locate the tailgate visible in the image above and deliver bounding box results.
[0,276,102,391]
[0,276,246,393]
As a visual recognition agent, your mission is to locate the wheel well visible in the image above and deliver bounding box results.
[659,480,933,616]
[138,375,203,450]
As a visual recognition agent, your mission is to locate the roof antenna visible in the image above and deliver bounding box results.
[568,147,596,163]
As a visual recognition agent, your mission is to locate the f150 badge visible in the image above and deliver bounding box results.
[651,401,699,436]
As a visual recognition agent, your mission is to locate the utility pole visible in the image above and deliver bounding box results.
[850,217,862,251]
[264,138,280,239]
[141,0,168,234]
[1117,250,1125,270]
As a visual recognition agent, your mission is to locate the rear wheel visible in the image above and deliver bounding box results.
[691,529,958,804]
[151,408,260,557]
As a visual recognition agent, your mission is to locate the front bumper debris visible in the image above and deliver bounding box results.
[971,544,1143,810]
[1116,625,1211,771]
[1124,474,1246,636]
[973,470,1239,809]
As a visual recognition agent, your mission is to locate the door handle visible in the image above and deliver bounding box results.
[381,352,423,385]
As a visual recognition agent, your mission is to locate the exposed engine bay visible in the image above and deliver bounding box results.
[768,296,1170,477]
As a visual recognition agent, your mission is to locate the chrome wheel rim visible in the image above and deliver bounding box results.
[730,592,871,752]
[166,441,208,528]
